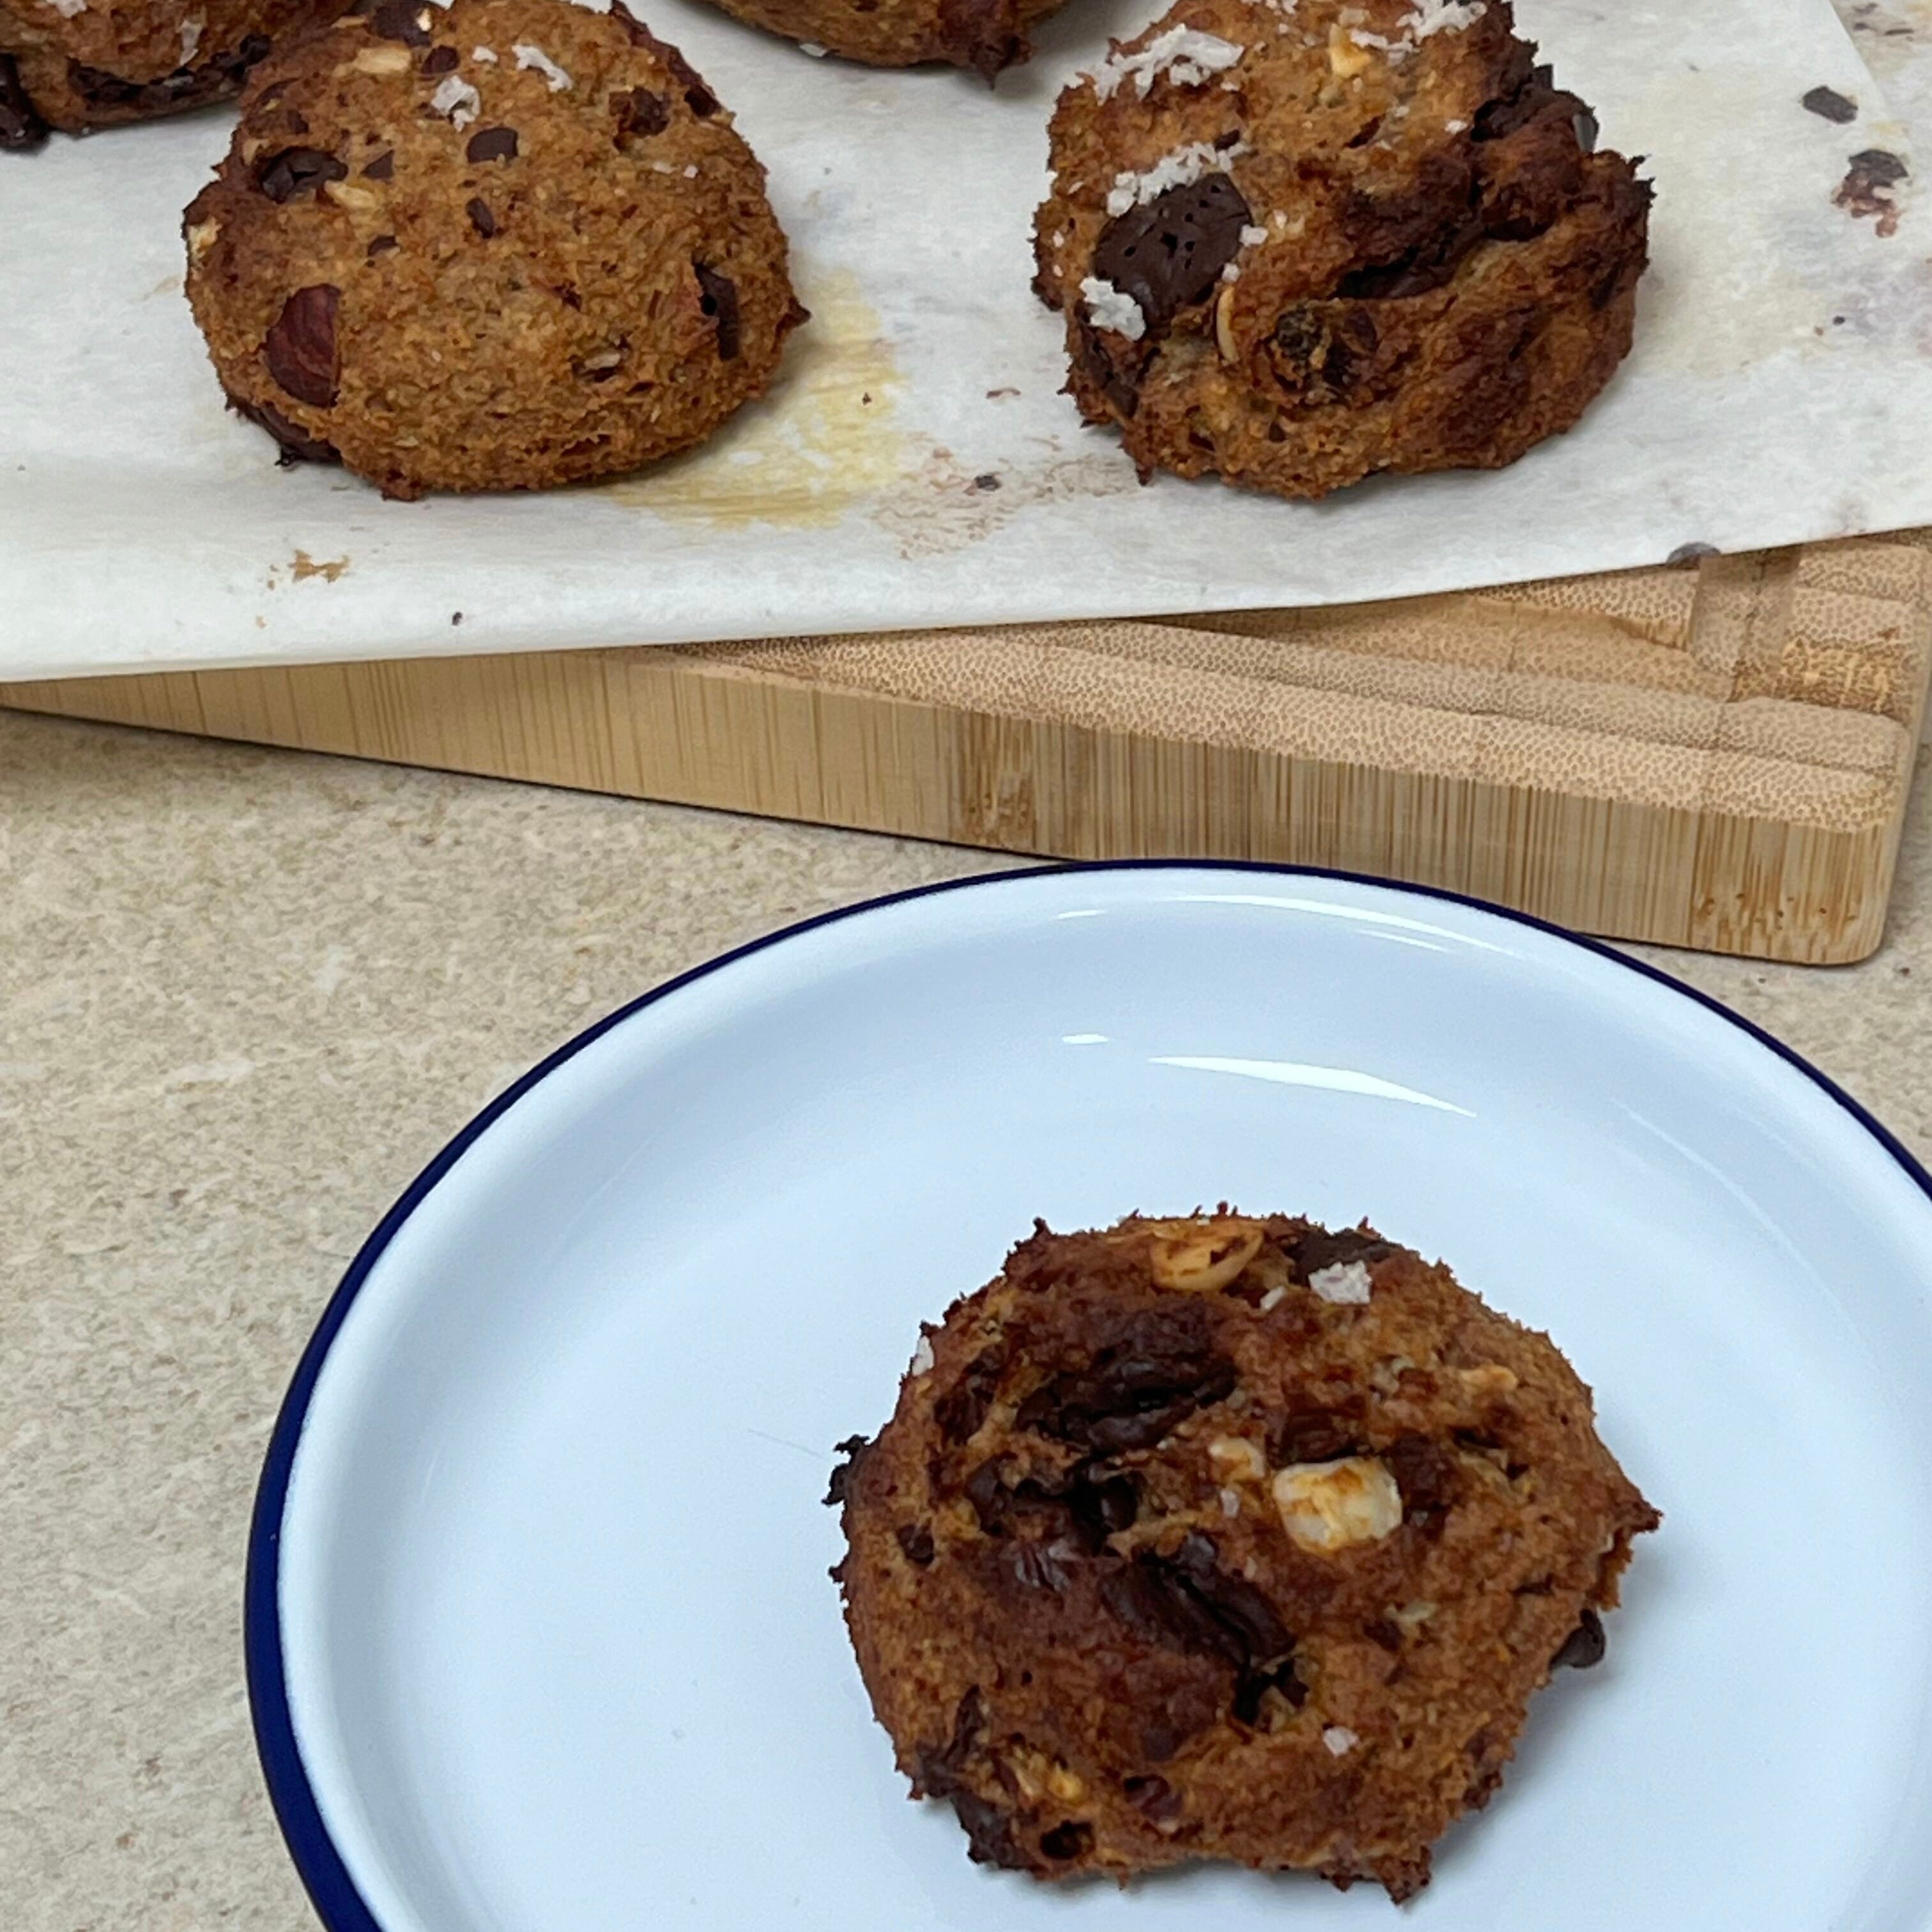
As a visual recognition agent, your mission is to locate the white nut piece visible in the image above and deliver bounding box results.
[1208,1436,1268,1484]
[1273,1455,1404,1553]
[1147,1217,1264,1292]
[1213,285,1239,362]
[351,42,413,74]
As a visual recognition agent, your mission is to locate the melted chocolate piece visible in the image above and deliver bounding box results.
[466,126,518,163]
[693,262,739,359]
[369,0,431,45]
[227,392,341,468]
[823,1432,873,1505]
[1802,85,1857,125]
[254,147,347,203]
[69,33,270,117]
[264,285,340,409]
[611,88,668,146]
[1552,1606,1607,1669]
[1013,1302,1236,1455]
[466,197,496,237]
[0,54,49,151]
[1091,173,1252,336]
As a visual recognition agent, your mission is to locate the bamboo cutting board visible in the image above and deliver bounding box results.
[6,530,1930,963]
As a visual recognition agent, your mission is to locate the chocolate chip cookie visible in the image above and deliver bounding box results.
[183,0,805,497]
[830,1211,1657,1899]
[1,0,327,143]
[689,0,1062,79]
[1033,0,1650,497]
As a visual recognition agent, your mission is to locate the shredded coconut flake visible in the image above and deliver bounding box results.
[1407,0,1483,34]
[1105,139,1246,217]
[471,42,497,60]
[178,15,203,60]
[1220,261,1241,284]
[1443,116,1467,133]
[47,0,87,18]
[1219,1487,1242,1516]
[910,1333,935,1377]
[1258,1284,1288,1312]
[1322,1726,1360,1757]
[1091,26,1242,102]
[1080,274,1146,340]
[429,73,481,127]
[1308,1260,1374,1305]
[512,41,572,89]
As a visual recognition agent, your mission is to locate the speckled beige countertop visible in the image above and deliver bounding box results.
[3,708,1928,1931]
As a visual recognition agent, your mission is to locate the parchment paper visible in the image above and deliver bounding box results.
[3,0,1929,679]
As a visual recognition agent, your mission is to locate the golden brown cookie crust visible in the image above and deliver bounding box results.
[183,0,804,497]
[1033,0,1650,498]
[690,0,1062,79]
[831,1211,1658,1899]
[0,0,328,137]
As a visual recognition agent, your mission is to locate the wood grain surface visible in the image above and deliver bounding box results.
[7,531,1929,963]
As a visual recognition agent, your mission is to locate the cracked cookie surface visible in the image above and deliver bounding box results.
[830,1211,1658,1899]
[1033,0,1650,497]
[183,0,804,496]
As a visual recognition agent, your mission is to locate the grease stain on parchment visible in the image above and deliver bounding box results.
[604,268,906,528]
[874,443,1138,558]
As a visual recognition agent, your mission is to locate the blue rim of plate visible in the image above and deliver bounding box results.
[243,858,1932,1932]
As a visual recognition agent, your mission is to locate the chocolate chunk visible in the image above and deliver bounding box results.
[1287,1227,1396,1282]
[914,1685,985,1795]
[1383,1433,1459,1532]
[823,1432,873,1505]
[362,150,395,180]
[1572,105,1598,154]
[611,88,668,145]
[369,0,431,45]
[1101,1531,1292,1677]
[1268,1406,1361,1467]
[264,285,340,410]
[466,197,496,238]
[693,262,740,360]
[935,0,1027,80]
[1552,1606,1607,1669]
[611,8,719,114]
[254,146,347,203]
[1123,1774,1181,1821]
[1039,1820,1093,1860]
[227,392,341,468]
[1364,1618,1404,1652]
[950,1790,1027,1869]
[1802,86,1858,125]
[69,33,270,115]
[895,1522,935,1565]
[1091,173,1252,335]
[466,126,518,163]
[935,1343,1006,1445]
[421,44,459,75]
[1013,1302,1237,1455]
[0,53,49,151]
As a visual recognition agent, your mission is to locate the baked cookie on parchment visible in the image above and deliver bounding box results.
[1033,0,1650,497]
[183,0,805,496]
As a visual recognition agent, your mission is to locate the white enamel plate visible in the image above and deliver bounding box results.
[249,864,1932,1932]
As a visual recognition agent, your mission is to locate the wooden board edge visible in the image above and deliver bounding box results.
[0,645,1903,964]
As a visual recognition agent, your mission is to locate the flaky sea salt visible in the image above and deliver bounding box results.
[1308,1260,1374,1305]
[1080,275,1146,341]
[1322,1726,1360,1756]
[512,41,572,89]
[48,0,87,19]
[429,73,480,128]
[1258,1285,1288,1312]
[1220,1487,1242,1516]
[799,39,827,55]
[1105,139,1246,217]
[1239,223,1268,247]
[1091,27,1243,102]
